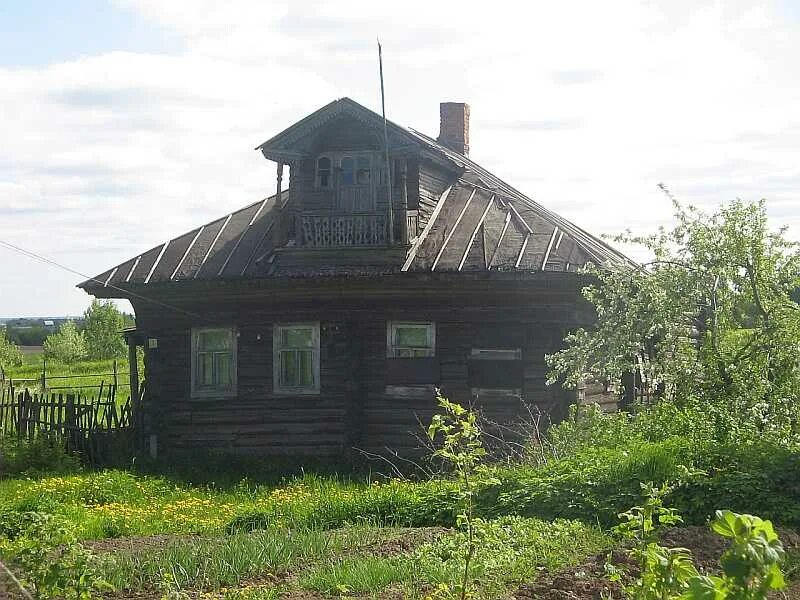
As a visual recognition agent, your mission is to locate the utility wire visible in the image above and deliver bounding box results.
[0,238,204,320]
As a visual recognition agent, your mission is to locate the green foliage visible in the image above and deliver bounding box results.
[413,516,612,598]
[609,479,699,599]
[547,197,800,436]
[102,526,385,592]
[687,511,786,599]
[1,511,110,599]
[610,485,787,600]
[5,324,50,347]
[43,320,88,364]
[82,299,128,360]
[0,435,81,477]
[299,555,413,594]
[4,351,138,398]
[0,327,23,368]
[426,393,499,600]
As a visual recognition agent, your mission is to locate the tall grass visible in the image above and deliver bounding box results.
[299,555,414,594]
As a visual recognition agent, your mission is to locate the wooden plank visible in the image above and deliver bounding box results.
[402,185,452,271]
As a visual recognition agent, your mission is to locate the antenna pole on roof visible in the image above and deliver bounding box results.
[378,38,394,244]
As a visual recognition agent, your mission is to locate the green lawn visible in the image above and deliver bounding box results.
[0,468,611,598]
[2,352,141,400]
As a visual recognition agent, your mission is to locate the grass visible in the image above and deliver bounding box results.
[2,351,142,399]
[0,468,453,539]
[299,555,415,594]
[102,525,393,592]
[0,464,613,598]
[297,517,612,598]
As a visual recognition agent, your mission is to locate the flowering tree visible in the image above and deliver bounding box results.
[547,194,800,430]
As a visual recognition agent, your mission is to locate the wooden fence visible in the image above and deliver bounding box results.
[0,380,141,465]
[0,359,130,393]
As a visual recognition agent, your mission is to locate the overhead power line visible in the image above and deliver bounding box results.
[0,238,204,320]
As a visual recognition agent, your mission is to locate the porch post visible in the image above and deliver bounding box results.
[400,159,409,244]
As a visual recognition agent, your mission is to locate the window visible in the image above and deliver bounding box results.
[387,322,435,358]
[356,156,371,184]
[191,327,236,396]
[340,156,355,186]
[469,348,522,361]
[316,156,331,188]
[468,347,522,392]
[274,323,320,394]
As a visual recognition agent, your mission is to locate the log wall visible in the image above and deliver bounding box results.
[132,277,591,456]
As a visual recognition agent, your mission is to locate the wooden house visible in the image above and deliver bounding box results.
[80,98,629,457]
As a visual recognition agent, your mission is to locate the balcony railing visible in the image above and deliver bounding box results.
[302,213,388,247]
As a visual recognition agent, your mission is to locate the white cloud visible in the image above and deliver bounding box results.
[1,0,798,316]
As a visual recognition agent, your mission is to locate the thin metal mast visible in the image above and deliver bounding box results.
[378,39,394,244]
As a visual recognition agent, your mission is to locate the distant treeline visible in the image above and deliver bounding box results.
[3,314,133,347]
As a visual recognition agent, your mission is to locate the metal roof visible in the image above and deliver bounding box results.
[81,98,630,294]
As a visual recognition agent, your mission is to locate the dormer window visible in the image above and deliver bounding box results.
[316,156,332,188]
[316,153,375,190]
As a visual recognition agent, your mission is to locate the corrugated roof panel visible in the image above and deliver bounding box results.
[106,257,138,286]
[173,217,227,280]
[412,184,473,270]
[219,197,278,277]
[517,231,557,270]
[127,245,164,283]
[196,203,261,280]
[148,227,202,283]
[433,189,490,271]
[492,220,526,270]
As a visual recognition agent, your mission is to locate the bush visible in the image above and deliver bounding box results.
[0,436,81,478]
[82,299,129,360]
[42,320,88,364]
[0,327,23,368]
[0,508,109,597]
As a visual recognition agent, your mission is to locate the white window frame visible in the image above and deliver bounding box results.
[387,321,436,358]
[190,326,237,398]
[469,347,522,395]
[469,348,522,361]
[273,322,321,395]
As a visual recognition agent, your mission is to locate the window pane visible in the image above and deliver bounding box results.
[318,157,331,187]
[395,326,429,348]
[341,157,355,185]
[356,157,371,184]
[198,330,231,351]
[280,350,297,386]
[298,350,313,386]
[214,352,232,387]
[198,352,214,386]
[281,327,313,348]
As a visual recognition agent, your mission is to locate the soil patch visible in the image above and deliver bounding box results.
[514,526,800,600]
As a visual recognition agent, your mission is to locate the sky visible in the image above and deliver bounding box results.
[1,0,799,317]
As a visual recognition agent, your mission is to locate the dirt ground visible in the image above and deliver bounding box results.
[514,526,800,600]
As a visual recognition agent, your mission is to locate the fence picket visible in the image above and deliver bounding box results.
[0,383,139,466]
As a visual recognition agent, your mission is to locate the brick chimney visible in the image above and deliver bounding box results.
[438,102,470,156]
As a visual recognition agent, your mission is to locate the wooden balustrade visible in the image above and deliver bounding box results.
[302,213,388,247]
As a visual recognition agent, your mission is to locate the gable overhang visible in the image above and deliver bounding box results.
[255,97,429,163]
